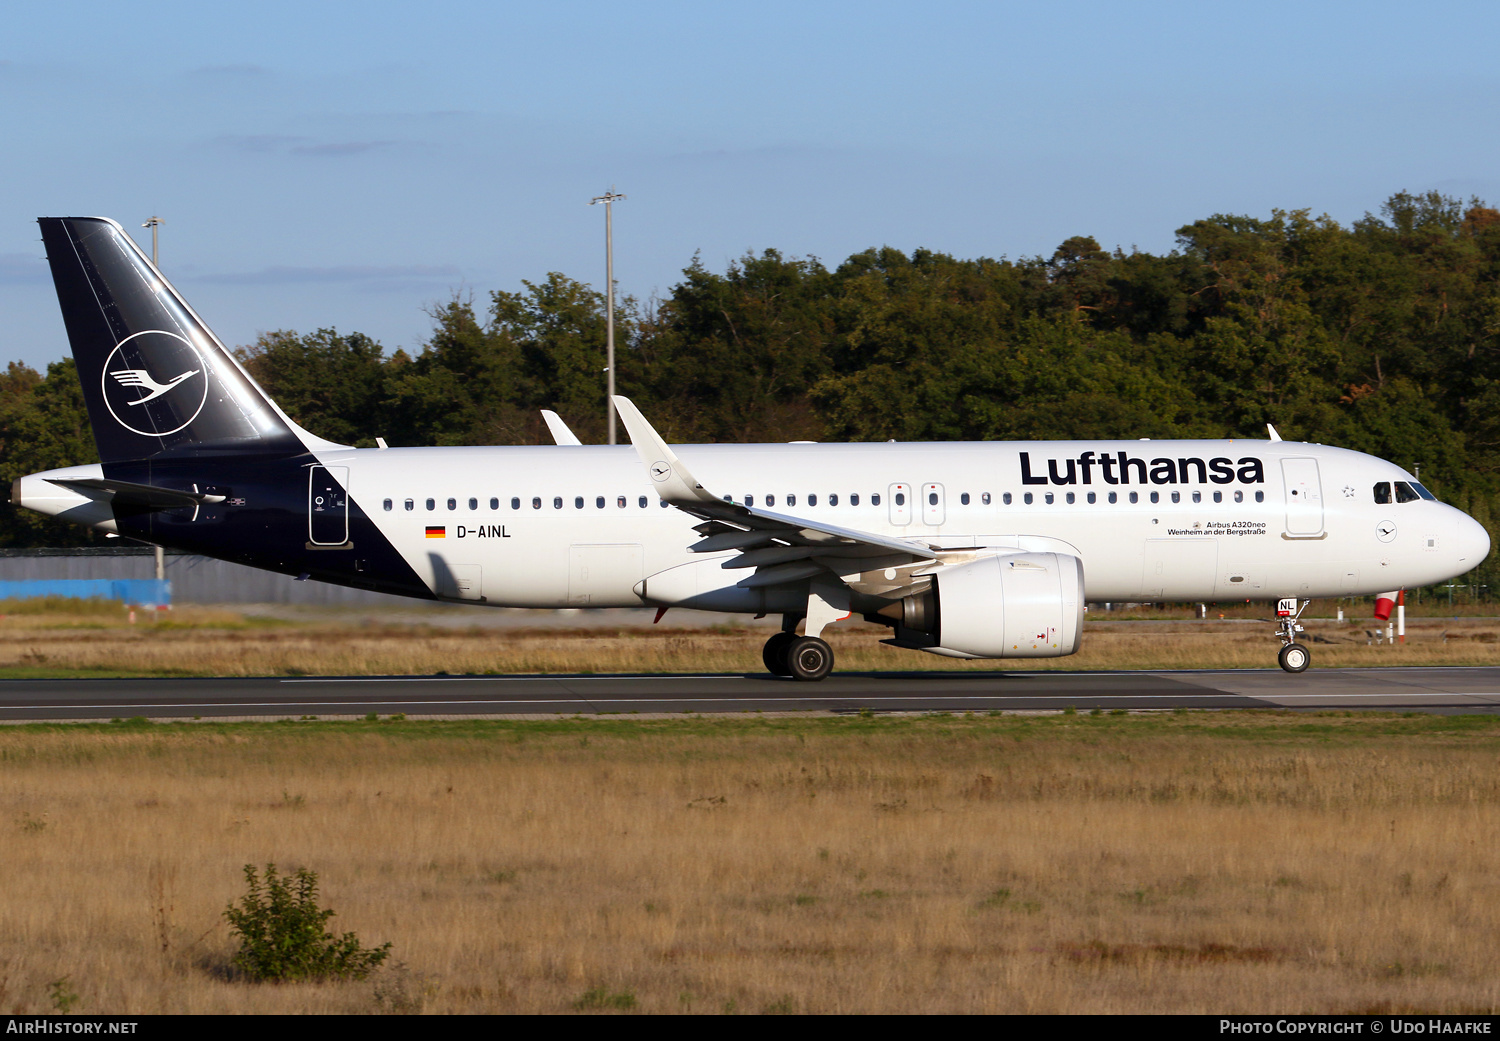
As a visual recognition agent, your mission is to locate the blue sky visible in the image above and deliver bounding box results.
[3,1,1498,370]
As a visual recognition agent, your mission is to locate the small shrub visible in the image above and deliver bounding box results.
[574,985,636,1010]
[224,864,391,982]
[48,976,77,1013]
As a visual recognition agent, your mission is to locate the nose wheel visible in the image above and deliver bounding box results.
[1274,598,1311,673]
[762,632,834,681]
[1278,643,1310,673]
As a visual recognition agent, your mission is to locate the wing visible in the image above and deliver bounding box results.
[611,396,941,599]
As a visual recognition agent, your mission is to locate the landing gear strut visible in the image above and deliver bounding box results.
[762,630,834,681]
[1274,598,1311,674]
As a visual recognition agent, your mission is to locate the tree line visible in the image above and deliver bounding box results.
[3,190,1498,596]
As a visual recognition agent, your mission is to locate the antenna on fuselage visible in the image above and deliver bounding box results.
[1267,424,1283,442]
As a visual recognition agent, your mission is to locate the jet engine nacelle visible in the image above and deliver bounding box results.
[896,552,1084,659]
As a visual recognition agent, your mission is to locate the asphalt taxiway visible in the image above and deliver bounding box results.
[1,667,1499,720]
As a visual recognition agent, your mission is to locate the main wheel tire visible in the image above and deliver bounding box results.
[1278,642,1311,674]
[787,636,834,682]
[762,631,797,677]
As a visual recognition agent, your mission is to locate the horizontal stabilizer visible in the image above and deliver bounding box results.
[46,476,225,510]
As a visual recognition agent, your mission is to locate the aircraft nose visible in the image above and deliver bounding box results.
[1454,512,1491,570]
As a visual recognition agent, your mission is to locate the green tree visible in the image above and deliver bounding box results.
[0,359,106,548]
[234,329,395,447]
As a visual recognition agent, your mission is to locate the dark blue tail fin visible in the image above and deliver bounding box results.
[38,217,312,463]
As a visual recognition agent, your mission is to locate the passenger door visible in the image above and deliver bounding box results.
[1281,458,1324,537]
[307,465,349,546]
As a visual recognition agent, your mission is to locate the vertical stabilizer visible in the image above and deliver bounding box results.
[38,217,312,462]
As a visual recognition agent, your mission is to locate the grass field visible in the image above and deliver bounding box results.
[0,601,1499,677]
[1,712,1498,1014]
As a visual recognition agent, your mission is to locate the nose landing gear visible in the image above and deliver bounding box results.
[1274,597,1311,673]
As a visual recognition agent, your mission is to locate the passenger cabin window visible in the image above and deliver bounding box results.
[404,499,414,511]
[787,494,796,507]
[1255,491,1264,502]
[617,496,626,508]
[382,498,392,511]
[1107,492,1117,504]
[766,494,776,507]
[447,498,457,511]
[489,497,499,510]
[639,496,648,508]
[1374,482,1392,504]
[745,495,754,507]
[596,496,606,509]
[1192,491,1201,504]
[426,498,435,511]
[554,497,563,509]
[1149,492,1159,504]
[1086,492,1096,504]
[872,493,881,506]
[960,493,970,505]
[1002,492,1012,505]
[511,497,521,510]
[1065,492,1075,504]
[1212,491,1221,503]
[829,494,839,506]
[1234,491,1243,503]
[1395,481,1421,503]
[894,492,905,506]
[1044,492,1054,505]
[808,494,817,506]
[532,497,542,509]
[1023,493,1033,505]
[469,498,478,510]
[1171,492,1181,504]
[575,496,584,509]
[1129,492,1138,504]
[982,493,991,505]
[851,493,860,505]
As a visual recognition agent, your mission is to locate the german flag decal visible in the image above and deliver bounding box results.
[425,526,446,539]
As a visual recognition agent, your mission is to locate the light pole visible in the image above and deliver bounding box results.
[589,189,625,444]
[141,217,165,586]
[142,216,163,268]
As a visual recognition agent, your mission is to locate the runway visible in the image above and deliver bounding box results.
[2,666,1500,720]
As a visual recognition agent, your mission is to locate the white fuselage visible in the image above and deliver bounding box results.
[305,438,1488,608]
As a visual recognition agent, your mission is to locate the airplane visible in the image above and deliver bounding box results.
[11,217,1492,679]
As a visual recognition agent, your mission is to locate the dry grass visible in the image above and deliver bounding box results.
[0,608,1498,676]
[0,714,1498,1014]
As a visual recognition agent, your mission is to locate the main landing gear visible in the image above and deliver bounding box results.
[1275,598,1311,674]
[762,630,834,682]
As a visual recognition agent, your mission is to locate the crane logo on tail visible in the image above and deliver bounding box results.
[110,367,199,404]
[100,330,209,437]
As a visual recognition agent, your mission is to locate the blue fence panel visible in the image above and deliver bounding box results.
[0,579,171,606]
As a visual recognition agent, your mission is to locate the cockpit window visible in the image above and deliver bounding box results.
[1373,482,1391,505]
[1411,482,1437,500]
[1395,481,1421,503]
